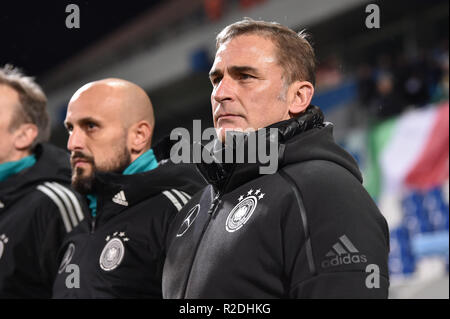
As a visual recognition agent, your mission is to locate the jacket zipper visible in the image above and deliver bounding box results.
[208,191,221,216]
[90,198,103,234]
[90,218,96,234]
[181,189,222,297]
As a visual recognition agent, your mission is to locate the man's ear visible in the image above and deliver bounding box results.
[129,121,153,155]
[288,81,314,117]
[13,123,38,150]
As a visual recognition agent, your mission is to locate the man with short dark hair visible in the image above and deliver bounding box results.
[52,78,205,298]
[163,19,390,299]
[0,65,85,298]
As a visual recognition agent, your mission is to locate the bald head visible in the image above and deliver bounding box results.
[65,78,156,186]
[70,78,154,129]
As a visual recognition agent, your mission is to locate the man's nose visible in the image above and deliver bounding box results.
[213,76,234,103]
[67,127,85,152]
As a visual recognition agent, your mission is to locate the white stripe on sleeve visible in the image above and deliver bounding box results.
[162,190,182,212]
[171,189,188,205]
[49,182,84,223]
[37,185,72,232]
[44,182,78,227]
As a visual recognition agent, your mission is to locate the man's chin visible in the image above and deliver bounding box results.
[216,126,255,142]
[72,172,95,195]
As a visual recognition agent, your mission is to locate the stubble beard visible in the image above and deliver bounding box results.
[71,146,132,195]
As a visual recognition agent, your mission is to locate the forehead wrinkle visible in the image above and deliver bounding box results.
[215,36,278,71]
[68,92,124,128]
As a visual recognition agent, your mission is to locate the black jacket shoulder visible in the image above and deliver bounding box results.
[0,143,85,298]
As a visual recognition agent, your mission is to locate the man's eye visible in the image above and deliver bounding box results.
[211,77,222,85]
[86,123,97,130]
[239,74,254,80]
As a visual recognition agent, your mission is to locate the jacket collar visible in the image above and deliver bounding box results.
[90,137,206,223]
[0,143,71,204]
[0,154,36,182]
[196,105,361,194]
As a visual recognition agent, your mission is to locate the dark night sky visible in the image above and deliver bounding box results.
[0,1,161,78]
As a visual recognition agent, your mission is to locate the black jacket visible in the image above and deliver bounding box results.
[0,143,85,298]
[163,110,390,299]
[52,139,206,298]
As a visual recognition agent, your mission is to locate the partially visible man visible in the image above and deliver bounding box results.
[52,78,205,298]
[163,19,390,298]
[0,65,85,298]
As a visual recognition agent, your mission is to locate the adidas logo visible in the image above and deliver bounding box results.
[321,235,367,268]
[112,190,128,206]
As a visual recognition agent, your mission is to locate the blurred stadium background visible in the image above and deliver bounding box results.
[1,0,448,298]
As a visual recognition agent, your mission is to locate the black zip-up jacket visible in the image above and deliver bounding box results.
[0,143,85,298]
[163,108,390,299]
[52,139,206,298]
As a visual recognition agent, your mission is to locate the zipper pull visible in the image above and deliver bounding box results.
[91,218,96,234]
[208,192,221,215]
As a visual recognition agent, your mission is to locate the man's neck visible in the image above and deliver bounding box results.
[0,152,36,182]
[1,149,32,164]
[130,149,149,164]
[123,148,158,176]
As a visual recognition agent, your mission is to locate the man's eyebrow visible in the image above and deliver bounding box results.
[228,66,260,75]
[79,117,100,125]
[65,117,100,127]
[209,69,222,79]
[209,66,260,78]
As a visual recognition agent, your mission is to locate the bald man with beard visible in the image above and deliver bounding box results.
[52,79,205,298]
